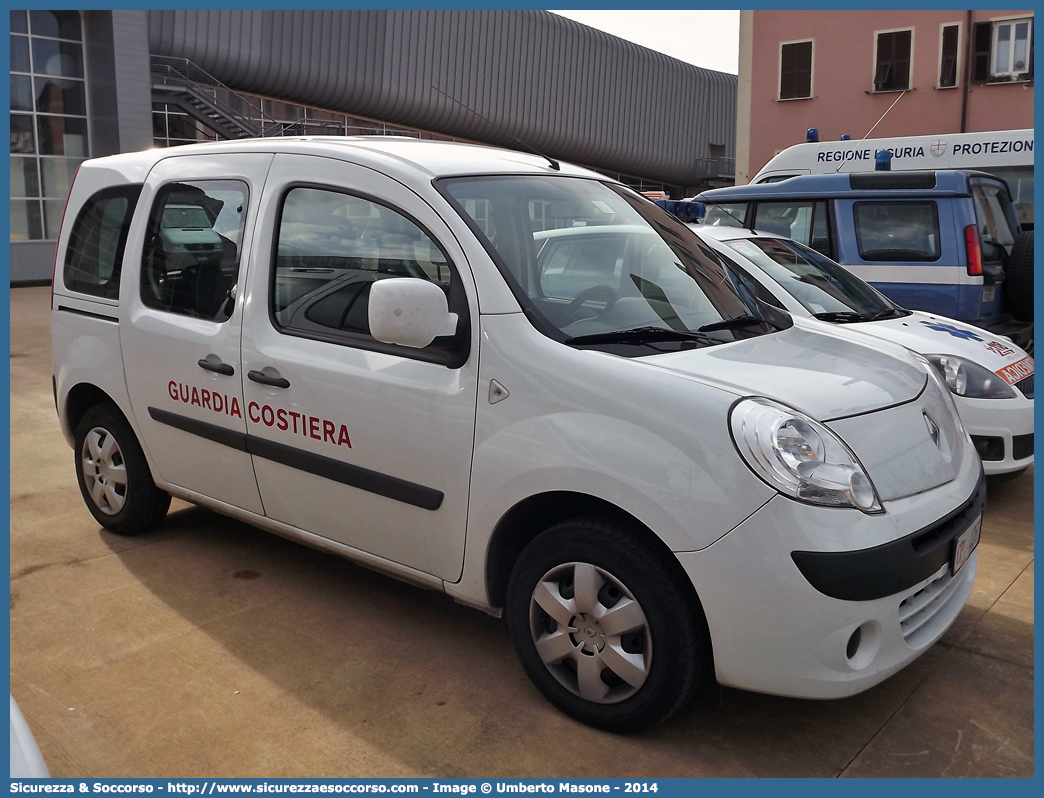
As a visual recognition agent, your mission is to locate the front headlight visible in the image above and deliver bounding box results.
[924,354,1016,399]
[730,397,883,513]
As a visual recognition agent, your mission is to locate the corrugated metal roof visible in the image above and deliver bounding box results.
[148,9,736,186]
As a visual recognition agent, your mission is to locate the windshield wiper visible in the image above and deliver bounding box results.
[812,309,900,323]
[698,314,784,332]
[565,325,723,346]
[812,310,876,323]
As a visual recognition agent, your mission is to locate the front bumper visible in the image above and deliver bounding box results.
[956,394,1033,475]
[677,460,982,699]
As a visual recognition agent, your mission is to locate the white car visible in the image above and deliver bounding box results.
[52,137,983,731]
[691,225,1033,478]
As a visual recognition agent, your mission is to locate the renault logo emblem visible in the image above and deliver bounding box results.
[924,413,941,447]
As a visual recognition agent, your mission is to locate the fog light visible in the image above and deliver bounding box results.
[971,435,1004,461]
[846,627,862,660]
[844,621,881,670]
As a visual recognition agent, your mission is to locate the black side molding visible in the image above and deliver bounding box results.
[56,305,119,324]
[791,471,986,601]
[148,407,248,451]
[245,435,443,511]
[147,407,443,511]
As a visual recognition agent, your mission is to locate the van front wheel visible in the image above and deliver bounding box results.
[74,404,171,535]
[506,517,709,732]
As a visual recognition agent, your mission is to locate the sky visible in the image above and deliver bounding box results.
[548,10,740,74]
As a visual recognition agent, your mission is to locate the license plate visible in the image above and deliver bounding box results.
[951,513,982,575]
[982,285,995,303]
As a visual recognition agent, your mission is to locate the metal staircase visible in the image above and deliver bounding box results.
[151,56,272,140]
[151,56,427,142]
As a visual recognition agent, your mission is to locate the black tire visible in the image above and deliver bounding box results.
[506,517,710,732]
[1006,230,1033,322]
[74,404,171,535]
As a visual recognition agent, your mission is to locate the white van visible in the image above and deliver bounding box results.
[52,137,982,731]
[752,129,1034,227]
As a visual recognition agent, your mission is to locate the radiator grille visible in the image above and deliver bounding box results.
[1014,374,1033,399]
[1012,433,1034,461]
[898,565,966,648]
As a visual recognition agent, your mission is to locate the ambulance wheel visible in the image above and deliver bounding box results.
[1006,230,1033,322]
[506,517,710,732]
[74,404,171,535]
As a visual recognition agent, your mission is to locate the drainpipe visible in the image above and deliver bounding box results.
[960,9,972,132]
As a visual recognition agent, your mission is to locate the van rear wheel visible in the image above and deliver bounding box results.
[506,517,709,732]
[74,404,171,535]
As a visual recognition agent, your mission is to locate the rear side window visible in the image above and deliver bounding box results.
[63,185,142,299]
[141,180,248,322]
[853,201,940,261]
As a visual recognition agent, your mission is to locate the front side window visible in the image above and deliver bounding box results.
[779,40,813,99]
[753,201,816,242]
[874,30,912,91]
[141,180,247,321]
[63,185,142,299]
[272,187,465,360]
[703,202,749,228]
[973,17,1034,82]
[853,201,940,262]
[439,176,785,354]
[724,237,901,320]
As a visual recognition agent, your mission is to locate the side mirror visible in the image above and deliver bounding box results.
[369,278,459,348]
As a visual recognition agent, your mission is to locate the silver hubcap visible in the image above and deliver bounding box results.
[529,562,651,704]
[81,427,128,516]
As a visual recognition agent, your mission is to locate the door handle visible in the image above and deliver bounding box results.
[198,358,235,376]
[248,369,290,389]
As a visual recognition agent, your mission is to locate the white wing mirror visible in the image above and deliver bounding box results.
[368,278,459,348]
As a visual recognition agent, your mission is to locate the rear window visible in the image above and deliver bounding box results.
[971,182,1017,263]
[853,201,940,261]
[63,184,142,299]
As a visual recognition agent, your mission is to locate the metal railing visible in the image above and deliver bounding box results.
[694,157,736,178]
[150,55,273,137]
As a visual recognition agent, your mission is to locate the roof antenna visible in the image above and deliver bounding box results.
[430,83,560,171]
[835,89,907,173]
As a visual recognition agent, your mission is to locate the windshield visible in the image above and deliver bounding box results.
[439,176,782,351]
[722,237,905,319]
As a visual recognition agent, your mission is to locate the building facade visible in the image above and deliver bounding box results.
[736,9,1034,183]
[10,9,738,283]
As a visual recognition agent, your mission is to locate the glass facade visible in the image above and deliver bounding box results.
[10,9,89,240]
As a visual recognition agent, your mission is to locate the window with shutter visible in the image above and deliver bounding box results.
[779,41,813,99]
[973,17,1034,82]
[874,30,912,91]
[939,25,960,87]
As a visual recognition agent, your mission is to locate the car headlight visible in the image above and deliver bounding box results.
[730,397,883,513]
[924,354,1016,399]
